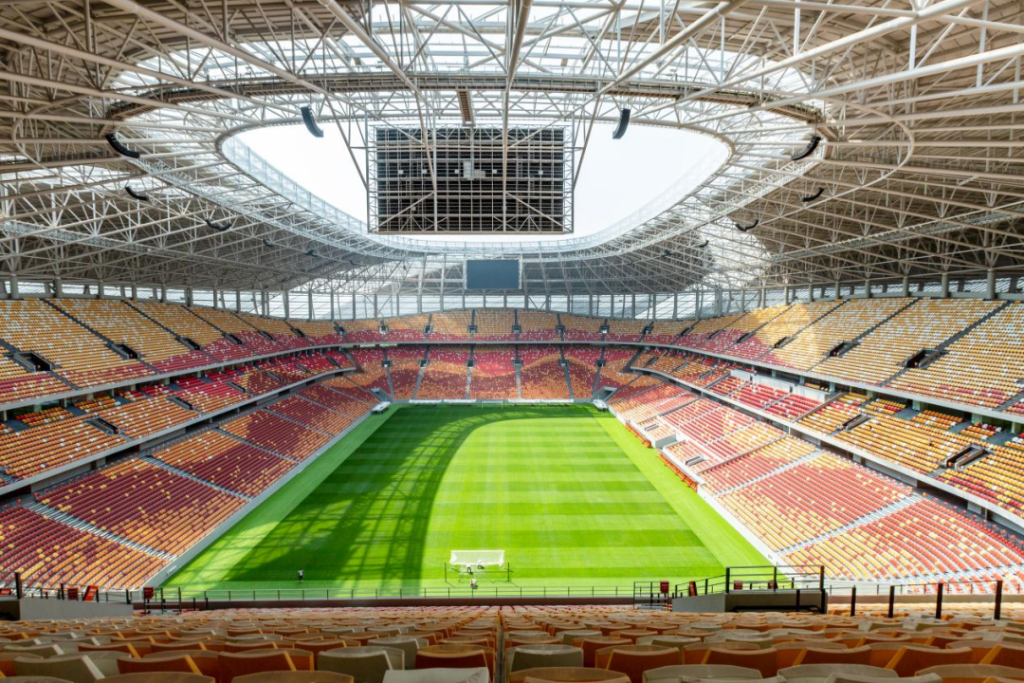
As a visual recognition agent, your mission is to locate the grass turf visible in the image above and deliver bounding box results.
[164,404,766,591]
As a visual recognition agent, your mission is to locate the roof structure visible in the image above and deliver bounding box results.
[1,0,1023,300]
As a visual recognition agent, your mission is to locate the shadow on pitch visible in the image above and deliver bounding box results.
[223,404,581,587]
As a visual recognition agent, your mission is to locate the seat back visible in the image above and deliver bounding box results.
[605,647,681,683]
[318,647,399,683]
[94,674,213,683]
[234,672,355,683]
[510,666,631,683]
[778,664,896,682]
[14,653,106,682]
[917,664,1024,683]
[218,650,296,683]
[642,663,762,682]
[981,643,1024,667]
[795,646,872,666]
[887,647,971,676]
[118,654,202,675]
[701,647,778,677]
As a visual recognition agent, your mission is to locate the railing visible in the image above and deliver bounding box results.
[674,564,825,598]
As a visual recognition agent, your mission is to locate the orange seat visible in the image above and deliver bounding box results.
[604,645,681,683]
[225,642,280,653]
[153,642,210,653]
[0,652,41,676]
[794,645,872,666]
[983,643,1024,668]
[291,639,350,657]
[888,646,972,676]
[417,644,492,674]
[80,643,142,657]
[509,667,631,683]
[118,654,203,675]
[683,641,759,665]
[702,647,778,677]
[774,641,842,669]
[234,672,354,683]
[577,639,630,668]
[144,650,219,680]
[219,650,297,683]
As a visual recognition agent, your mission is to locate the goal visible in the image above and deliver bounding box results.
[446,550,512,584]
[449,550,505,568]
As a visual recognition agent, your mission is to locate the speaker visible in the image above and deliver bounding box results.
[300,105,324,138]
[612,108,631,139]
[791,134,822,161]
[125,185,150,202]
[105,133,141,159]
[801,187,825,202]
[205,218,232,232]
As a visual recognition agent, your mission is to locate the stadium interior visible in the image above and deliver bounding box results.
[2,0,1024,679]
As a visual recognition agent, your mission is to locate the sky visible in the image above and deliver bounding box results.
[241,122,725,240]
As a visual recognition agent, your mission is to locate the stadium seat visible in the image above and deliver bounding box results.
[600,645,681,683]
[777,664,897,683]
[14,653,106,682]
[701,647,778,677]
[887,647,972,676]
[416,645,490,675]
[642,664,763,682]
[383,668,488,683]
[507,645,584,674]
[235,673,354,683]
[0,652,42,676]
[117,654,203,675]
[370,638,429,669]
[793,646,872,666]
[918,665,1024,683]
[143,651,219,679]
[981,644,1024,667]
[218,651,298,682]
[576,639,630,668]
[319,647,404,683]
[509,667,630,683]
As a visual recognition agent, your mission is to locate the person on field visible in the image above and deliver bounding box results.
[298,569,304,583]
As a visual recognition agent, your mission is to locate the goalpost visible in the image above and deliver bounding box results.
[446,550,511,584]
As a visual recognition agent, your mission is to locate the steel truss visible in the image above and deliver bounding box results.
[0,0,1022,302]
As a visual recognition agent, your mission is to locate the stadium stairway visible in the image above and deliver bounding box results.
[412,358,427,399]
[779,495,920,554]
[25,501,174,561]
[515,359,524,400]
[145,453,255,500]
[42,299,160,374]
[882,300,1013,386]
[710,449,824,497]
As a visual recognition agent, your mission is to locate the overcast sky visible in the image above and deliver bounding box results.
[242,122,725,240]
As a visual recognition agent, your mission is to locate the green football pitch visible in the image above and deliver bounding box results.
[164,404,766,591]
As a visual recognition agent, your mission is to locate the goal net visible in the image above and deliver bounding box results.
[450,550,505,568]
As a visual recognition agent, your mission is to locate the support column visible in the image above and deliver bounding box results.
[53,278,63,298]
[212,285,218,309]
[986,269,997,300]
[672,293,679,320]
[902,276,911,297]
[940,272,951,298]
[185,286,192,306]
[235,290,241,312]
[130,284,138,300]
[283,290,291,318]
[330,290,336,320]
[8,274,18,300]
[308,289,314,320]
[863,278,871,298]
[160,285,167,303]
[97,281,105,299]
